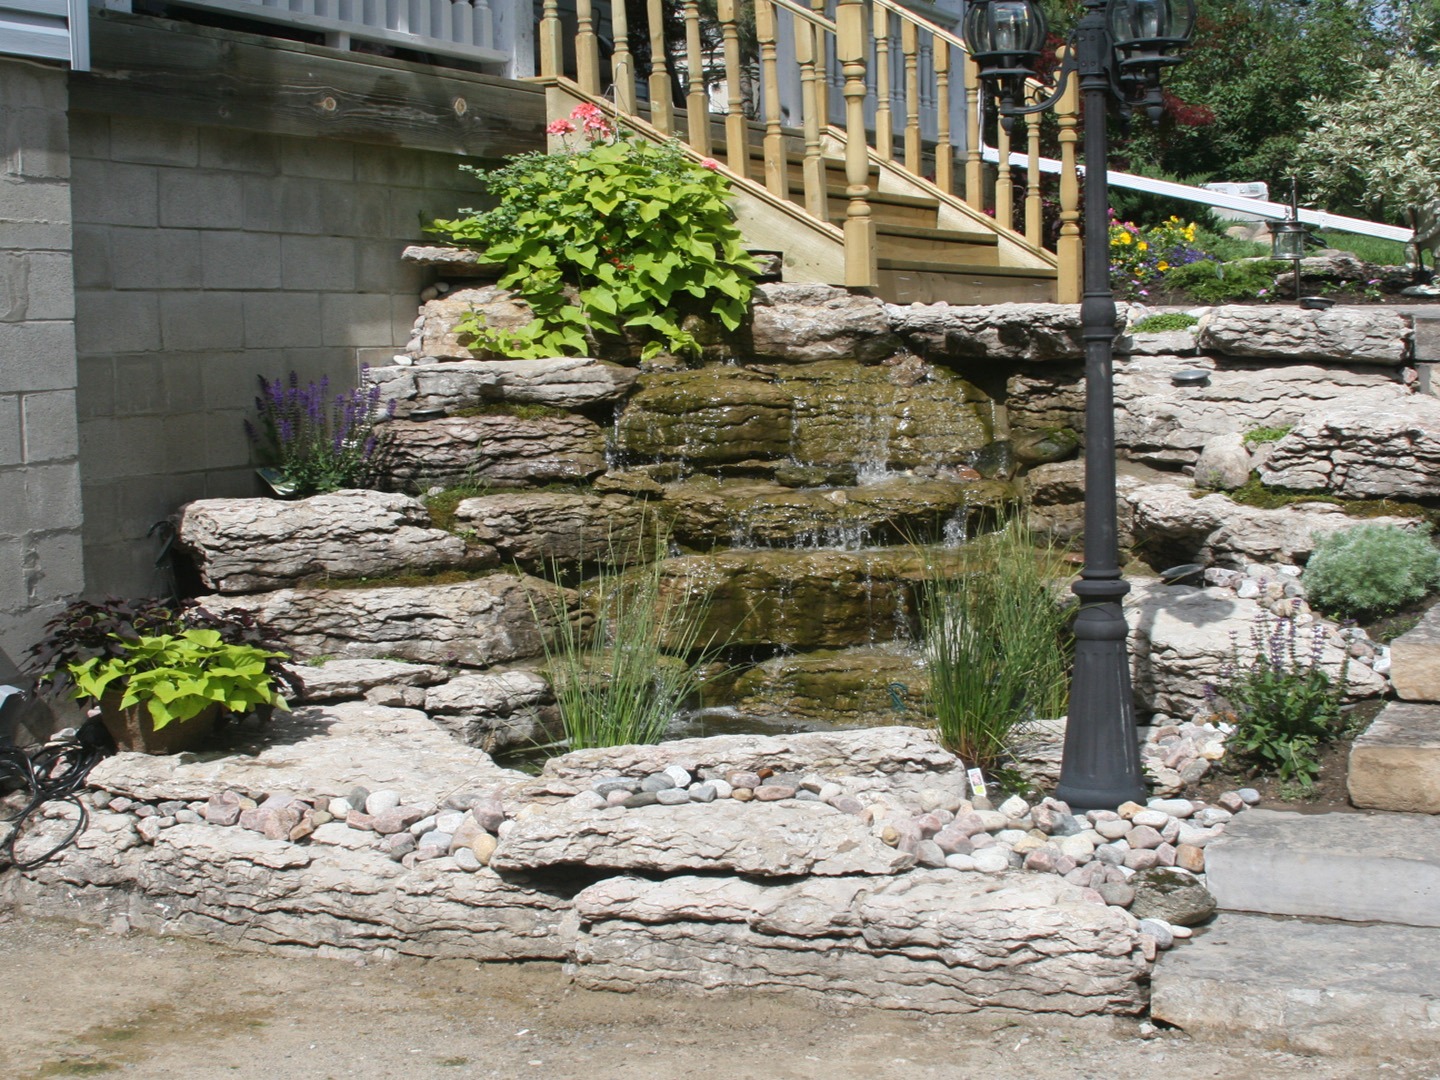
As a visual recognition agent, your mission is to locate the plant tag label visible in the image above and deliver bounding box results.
[967,768,987,798]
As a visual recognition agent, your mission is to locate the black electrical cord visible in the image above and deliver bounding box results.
[0,719,112,871]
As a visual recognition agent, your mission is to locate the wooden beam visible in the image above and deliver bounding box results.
[70,12,547,159]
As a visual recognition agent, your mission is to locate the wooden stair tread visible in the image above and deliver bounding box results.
[822,185,937,211]
[865,221,998,245]
[878,257,1057,279]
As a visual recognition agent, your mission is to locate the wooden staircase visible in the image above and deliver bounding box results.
[535,0,1079,307]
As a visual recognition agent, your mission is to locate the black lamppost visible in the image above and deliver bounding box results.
[967,0,1195,811]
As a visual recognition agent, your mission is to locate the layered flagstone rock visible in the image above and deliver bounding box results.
[176,490,491,593]
[1257,398,1440,498]
[1197,306,1411,365]
[424,670,555,753]
[745,283,899,362]
[367,357,638,415]
[382,414,607,489]
[569,871,1149,1015]
[451,492,650,566]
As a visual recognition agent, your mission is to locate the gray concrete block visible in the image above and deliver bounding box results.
[356,239,419,293]
[0,395,19,466]
[200,349,278,402]
[243,291,322,349]
[110,226,202,290]
[112,355,166,415]
[0,322,77,391]
[1205,809,1440,927]
[158,170,243,229]
[203,408,252,471]
[0,61,67,112]
[159,354,206,413]
[66,112,109,160]
[281,235,356,291]
[20,389,78,463]
[113,473,191,539]
[0,536,25,609]
[20,251,73,320]
[72,160,158,227]
[203,464,261,500]
[200,231,281,290]
[82,538,164,599]
[323,184,388,238]
[3,106,70,179]
[197,128,279,175]
[1415,317,1440,362]
[1349,701,1440,814]
[1151,912,1440,1057]
[109,116,198,168]
[29,527,84,601]
[74,289,160,354]
[1389,601,1440,702]
[70,224,112,290]
[278,135,354,180]
[277,178,333,236]
[159,291,244,351]
[22,461,82,532]
[241,175,286,233]
[0,471,24,538]
[75,355,114,419]
[0,220,73,252]
[354,146,426,187]
[320,292,393,348]
[0,179,72,229]
[76,415,167,482]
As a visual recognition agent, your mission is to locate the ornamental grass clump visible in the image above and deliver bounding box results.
[431,102,758,361]
[919,523,1072,773]
[529,533,722,751]
[1211,615,1345,791]
[1302,523,1440,620]
[245,370,395,496]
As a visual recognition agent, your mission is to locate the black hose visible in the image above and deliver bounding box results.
[0,719,111,871]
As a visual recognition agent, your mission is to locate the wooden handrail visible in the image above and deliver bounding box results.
[770,0,837,32]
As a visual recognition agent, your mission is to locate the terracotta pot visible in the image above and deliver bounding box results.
[98,689,219,755]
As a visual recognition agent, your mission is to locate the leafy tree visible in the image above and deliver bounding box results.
[1297,55,1440,223]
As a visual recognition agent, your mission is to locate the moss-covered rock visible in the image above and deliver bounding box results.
[726,647,930,728]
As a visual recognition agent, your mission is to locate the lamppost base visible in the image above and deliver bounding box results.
[1054,777,1147,814]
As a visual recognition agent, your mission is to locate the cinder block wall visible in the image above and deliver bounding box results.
[0,58,84,728]
[70,116,487,595]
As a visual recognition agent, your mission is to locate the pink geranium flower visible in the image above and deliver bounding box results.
[700,158,721,171]
[546,118,576,135]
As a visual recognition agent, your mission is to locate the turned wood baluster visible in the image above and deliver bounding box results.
[576,0,600,94]
[797,13,827,218]
[718,0,749,177]
[1055,47,1082,303]
[872,2,892,161]
[838,0,876,287]
[647,0,674,134]
[963,54,982,210]
[540,0,561,77]
[1025,94,1043,248]
[934,37,953,195]
[610,0,636,115]
[756,0,788,199]
[995,94,1013,231]
[683,0,711,154]
[902,19,921,175]
[811,0,830,128]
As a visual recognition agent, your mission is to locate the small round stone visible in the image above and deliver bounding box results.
[365,790,402,817]
[639,774,675,793]
[655,788,690,805]
[662,765,693,788]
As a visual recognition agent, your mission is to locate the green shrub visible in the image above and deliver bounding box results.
[1213,615,1344,791]
[529,533,722,750]
[1243,425,1292,444]
[1161,258,1288,303]
[431,102,756,362]
[1131,312,1199,333]
[1303,524,1440,619]
[919,523,1071,772]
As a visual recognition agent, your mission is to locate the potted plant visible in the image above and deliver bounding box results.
[66,629,290,754]
[28,598,297,754]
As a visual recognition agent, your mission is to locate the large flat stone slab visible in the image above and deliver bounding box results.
[1204,809,1440,926]
[367,356,638,414]
[1258,398,1440,499]
[1389,602,1440,702]
[570,871,1149,1015]
[1151,913,1440,1056]
[491,799,915,877]
[86,702,523,804]
[1348,701,1440,814]
[4,818,571,961]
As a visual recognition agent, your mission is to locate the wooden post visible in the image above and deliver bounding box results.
[811,0,829,128]
[683,0,711,154]
[837,0,875,288]
[610,0,636,115]
[872,2,892,161]
[963,54,982,210]
[1025,95,1042,248]
[647,0,674,134]
[902,19,921,175]
[539,0,561,78]
[1056,48,1082,304]
[719,0,749,177]
[756,0,787,198]
[576,0,600,94]
[995,96,1013,232]
[934,37,952,194]
[797,16,826,219]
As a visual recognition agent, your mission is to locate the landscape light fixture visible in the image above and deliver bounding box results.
[968,0,1195,810]
[1270,179,1323,307]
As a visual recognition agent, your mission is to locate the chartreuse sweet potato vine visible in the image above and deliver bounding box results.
[431,103,758,361]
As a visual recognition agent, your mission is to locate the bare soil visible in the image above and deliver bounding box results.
[2,916,1437,1080]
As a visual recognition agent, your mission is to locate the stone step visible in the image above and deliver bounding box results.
[1204,809,1440,927]
[1151,912,1440,1057]
[1348,701,1440,814]
[1389,602,1440,701]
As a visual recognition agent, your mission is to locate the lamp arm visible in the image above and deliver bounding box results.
[996,46,1078,116]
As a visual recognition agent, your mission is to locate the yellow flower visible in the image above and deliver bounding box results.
[1138,241,1149,251]
[1116,232,1133,245]
[1158,261,1169,271]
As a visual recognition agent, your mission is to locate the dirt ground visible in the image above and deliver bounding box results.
[2,916,1435,1080]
